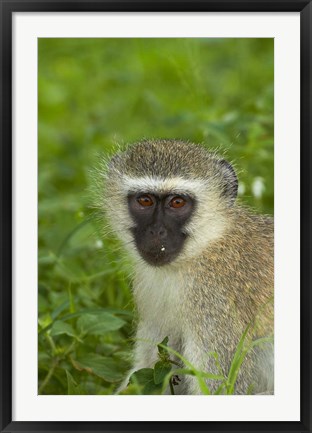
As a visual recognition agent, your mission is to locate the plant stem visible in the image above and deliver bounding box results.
[169,359,182,367]
[169,378,175,395]
[39,358,58,394]
[46,334,57,354]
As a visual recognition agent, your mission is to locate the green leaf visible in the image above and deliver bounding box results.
[250,335,274,349]
[154,361,172,385]
[72,353,124,383]
[51,301,70,320]
[66,370,84,395]
[227,324,251,394]
[208,351,224,376]
[214,383,227,395]
[38,293,49,313]
[77,312,126,336]
[157,336,169,360]
[50,320,76,338]
[39,308,133,336]
[168,367,223,381]
[130,368,162,395]
[199,371,225,381]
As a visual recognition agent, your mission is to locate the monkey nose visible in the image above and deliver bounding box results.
[149,226,167,238]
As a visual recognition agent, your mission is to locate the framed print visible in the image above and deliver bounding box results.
[1,1,311,432]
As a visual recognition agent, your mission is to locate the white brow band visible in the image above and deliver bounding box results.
[121,175,206,195]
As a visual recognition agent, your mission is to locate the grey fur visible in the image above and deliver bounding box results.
[96,139,274,395]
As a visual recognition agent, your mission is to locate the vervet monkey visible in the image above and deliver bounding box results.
[97,139,274,395]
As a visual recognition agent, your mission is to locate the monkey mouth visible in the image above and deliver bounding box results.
[138,246,176,267]
[133,232,187,267]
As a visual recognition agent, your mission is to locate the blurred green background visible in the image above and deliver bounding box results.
[38,38,274,395]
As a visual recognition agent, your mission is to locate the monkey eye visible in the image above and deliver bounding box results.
[137,194,154,207]
[169,196,187,208]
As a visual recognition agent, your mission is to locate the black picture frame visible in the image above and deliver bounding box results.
[1,1,311,432]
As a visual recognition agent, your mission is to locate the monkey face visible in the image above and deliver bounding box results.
[127,192,195,266]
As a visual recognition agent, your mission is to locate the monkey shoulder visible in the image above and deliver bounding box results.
[186,209,274,328]
[196,216,273,284]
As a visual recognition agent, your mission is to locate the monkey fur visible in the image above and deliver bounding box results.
[97,139,274,395]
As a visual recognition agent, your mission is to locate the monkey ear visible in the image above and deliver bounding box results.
[216,159,238,205]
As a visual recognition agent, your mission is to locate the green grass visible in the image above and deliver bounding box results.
[38,38,274,395]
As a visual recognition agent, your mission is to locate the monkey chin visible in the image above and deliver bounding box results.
[138,248,178,267]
